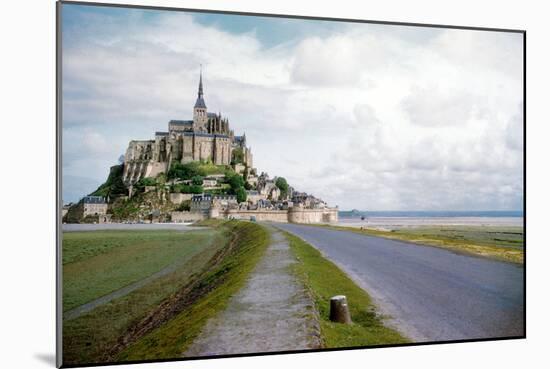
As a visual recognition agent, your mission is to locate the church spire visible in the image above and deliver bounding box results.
[198,65,203,97]
[194,65,207,109]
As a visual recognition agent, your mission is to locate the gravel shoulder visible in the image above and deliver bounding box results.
[184,226,320,357]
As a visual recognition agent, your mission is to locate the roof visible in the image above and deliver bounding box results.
[192,194,212,201]
[234,135,246,146]
[82,196,106,204]
[169,120,193,125]
[194,96,207,109]
[155,131,169,136]
[194,71,207,109]
[214,195,236,200]
[183,132,229,138]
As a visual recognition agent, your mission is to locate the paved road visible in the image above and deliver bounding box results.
[275,223,524,342]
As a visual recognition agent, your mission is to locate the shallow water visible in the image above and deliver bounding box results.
[338,216,524,229]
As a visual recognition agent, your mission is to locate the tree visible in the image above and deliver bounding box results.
[172,183,203,194]
[167,162,201,180]
[177,200,191,211]
[231,147,244,164]
[191,175,204,186]
[228,174,245,192]
[275,177,289,199]
[171,184,182,193]
[155,173,166,187]
[89,164,128,197]
[235,186,247,203]
[133,177,156,193]
[189,184,203,194]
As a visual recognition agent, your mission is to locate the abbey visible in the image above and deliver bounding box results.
[122,72,253,185]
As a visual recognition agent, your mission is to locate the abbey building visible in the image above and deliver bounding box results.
[122,72,253,185]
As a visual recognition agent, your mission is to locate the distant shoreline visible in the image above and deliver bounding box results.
[339,210,523,217]
[338,216,523,229]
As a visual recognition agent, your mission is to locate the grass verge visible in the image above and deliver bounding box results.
[316,224,524,264]
[62,229,217,311]
[284,231,408,348]
[115,221,270,361]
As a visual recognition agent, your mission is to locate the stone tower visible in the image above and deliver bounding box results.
[193,68,208,132]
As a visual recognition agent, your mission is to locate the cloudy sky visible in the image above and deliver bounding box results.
[61,4,523,210]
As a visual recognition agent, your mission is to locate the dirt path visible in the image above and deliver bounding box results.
[184,226,320,357]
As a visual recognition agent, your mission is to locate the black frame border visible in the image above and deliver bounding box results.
[55,1,527,368]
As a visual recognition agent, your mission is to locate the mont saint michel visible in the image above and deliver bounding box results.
[64,72,338,224]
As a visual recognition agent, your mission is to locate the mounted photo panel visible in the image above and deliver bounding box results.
[57,1,525,367]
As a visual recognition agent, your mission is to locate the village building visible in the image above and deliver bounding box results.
[245,190,265,205]
[81,196,108,217]
[190,194,238,214]
[64,196,110,223]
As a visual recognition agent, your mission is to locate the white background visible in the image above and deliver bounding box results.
[0,0,547,368]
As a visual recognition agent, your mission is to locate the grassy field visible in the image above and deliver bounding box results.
[62,228,226,365]
[319,225,524,264]
[62,230,220,312]
[62,221,270,366]
[117,221,269,361]
[284,231,408,348]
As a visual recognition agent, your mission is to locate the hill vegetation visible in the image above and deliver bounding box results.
[167,161,234,180]
[89,165,127,198]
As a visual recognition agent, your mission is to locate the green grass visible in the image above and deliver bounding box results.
[284,231,408,348]
[317,224,524,264]
[62,229,218,312]
[116,221,270,361]
[62,229,225,365]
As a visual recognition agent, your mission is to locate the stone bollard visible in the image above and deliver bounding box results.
[329,295,352,324]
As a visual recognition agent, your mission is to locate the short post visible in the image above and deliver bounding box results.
[329,295,352,324]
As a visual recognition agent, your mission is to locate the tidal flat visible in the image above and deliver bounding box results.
[328,221,524,264]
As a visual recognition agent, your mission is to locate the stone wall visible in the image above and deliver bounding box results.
[83,203,108,217]
[288,207,339,224]
[169,193,194,205]
[224,209,289,223]
[222,207,338,224]
[145,161,167,179]
[171,211,205,223]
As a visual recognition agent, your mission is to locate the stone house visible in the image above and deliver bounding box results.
[191,194,237,215]
[81,196,108,217]
[245,190,265,205]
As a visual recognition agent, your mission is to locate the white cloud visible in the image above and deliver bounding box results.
[62,9,523,210]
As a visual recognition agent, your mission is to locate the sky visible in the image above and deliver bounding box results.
[61,4,524,211]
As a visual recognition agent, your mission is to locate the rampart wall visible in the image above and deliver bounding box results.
[288,207,339,224]
[225,209,289,223]
[171,211,205,223]
[222,207,338,224]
